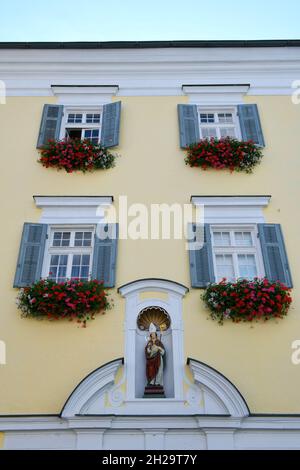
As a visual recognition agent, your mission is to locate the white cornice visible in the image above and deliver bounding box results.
[51,85,119,104]
[183,84,250,105]
[191,196,271,224]
[118,279,189,297]
[1,47,300,96]
[34,196,113,207]
[191,196,271,207]
[34,196,113,224]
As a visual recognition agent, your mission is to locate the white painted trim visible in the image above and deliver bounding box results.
[184,85,249,105]
[188,359,249,418]
[2,415,300,449]
[61,359,123,418]
[183,85,250,95]
[191,196,270,224]
[51,85,119,105]
[34,196,113,224]
[118,279,188,297]
[1,48,300,96]
[119,279,188,406]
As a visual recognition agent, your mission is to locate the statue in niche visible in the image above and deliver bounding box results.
[144,322,165,398]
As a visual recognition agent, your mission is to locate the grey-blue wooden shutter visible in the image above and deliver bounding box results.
[37,104,63,148]
[91,223,119,287]
[14,223,48,287]
[237,104,265,147]
[188,223,215,287]
[101,101,121,148]
[258,224,292,287]
[178,104,200,148]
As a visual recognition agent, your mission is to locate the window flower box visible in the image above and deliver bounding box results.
[38,139,117,173]
[16,279,112,327]
[202,278,292,324]
[185,137,263,173]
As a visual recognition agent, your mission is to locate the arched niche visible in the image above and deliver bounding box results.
[136,306,174,398]
[118,278,189,401]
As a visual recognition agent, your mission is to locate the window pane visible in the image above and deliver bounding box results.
[218,113,233,123]
[213,232,230,246]
[71,254,90,280]
[201,127,217,139]
[83,232,92,246]
[86,113,101,123]
[238,254,257,279]
[215,254,235,281]
[220,127,236,138]
[72,254,81,265]
[52,232,70,247]
[200,113,215,123]
[67,113,82,123]
[74,232,83,246]
[84,129,99,144]
[49,254,68,282]
[235,232,253,246]
[71,266,80,278]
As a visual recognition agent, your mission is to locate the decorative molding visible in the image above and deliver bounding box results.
[61,359,123,418]
[51,85,119,104]
[1,47,300,96]
[33,195,113,224]
[188,359,249,418]
[2,415,300,449]
[191,196,271,224]
[182,84,250,105]
[118,278,189,297]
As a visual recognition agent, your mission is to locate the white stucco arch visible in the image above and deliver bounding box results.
[61,279,249,419]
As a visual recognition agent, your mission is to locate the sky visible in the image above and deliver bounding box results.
[0,0,300,42]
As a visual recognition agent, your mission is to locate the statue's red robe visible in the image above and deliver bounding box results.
[145,339,164,385]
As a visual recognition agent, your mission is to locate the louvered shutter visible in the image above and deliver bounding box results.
[188,223,215,287]
[37,104,63,148]
[238,104,265,147]
[91,224,118,287]
[258,224,292,287]
[14,223,48,287]
[178,104,200,148]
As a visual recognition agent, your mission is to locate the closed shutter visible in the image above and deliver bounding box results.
[14,223,48,287]
[188,223,215,288]
[178,104,200,148]
[237,104,265,147]
[101,101,121,148]
[37,104,63,148]
[258,224,293,287]
[91,224,119,287]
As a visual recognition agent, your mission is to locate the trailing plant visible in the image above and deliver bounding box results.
[38,139,117,173]
[16,279,112,327]
[185,137,263,173]
[202,278,292,324]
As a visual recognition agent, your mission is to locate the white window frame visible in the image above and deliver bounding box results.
[210,224,265,282]
[197,106,241,140]
[41,225,95,281]
[60,106,103,143]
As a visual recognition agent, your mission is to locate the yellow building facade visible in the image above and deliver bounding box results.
[0,40,300,449]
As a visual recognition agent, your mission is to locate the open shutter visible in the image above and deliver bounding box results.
[91,224,118,287]
[37,104,63,148]
[188,223,215,288]
[237,104,265,147]
[178,104,200,148]
[101,101,121,148]
[14,223,48,288]
[258,224,293,287]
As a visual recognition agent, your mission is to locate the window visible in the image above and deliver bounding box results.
[62,108,102,143]
[45,227,94,282]
[198,107,240,140]
[211,226,264,282]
